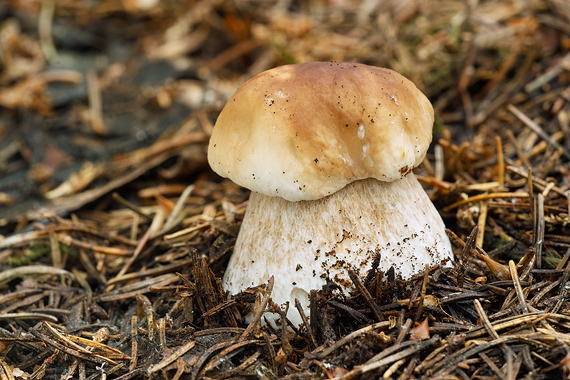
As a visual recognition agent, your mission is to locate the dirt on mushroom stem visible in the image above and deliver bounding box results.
[223,174,453,327]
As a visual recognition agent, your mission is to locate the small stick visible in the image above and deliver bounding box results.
[397,356,417,380]
[201,339,262,375]
[541,182,556,197]
[295,298,317,349]
[49,231,62,269]
[129,317,137,371]
[348,269,384,321]
[527,169,536,254]
[0,312,57,323]
[447,228,510,280]
[112,193,152,221]
[190,341,235,380]
[496,136,505,187]
[38,0,56,60]
[315,320,391,359]
[507,104,570,160]
[556,247,570,271]
[507,165,567,197]
[415,265,429,322]
[328,299,371,324]
[550,257,570,314]
[524,50,570,93]
[480,352,506,380]
[505,130,531,169]
[443,192,529,212]
[383,358,406,379]
[158,185,195,236]
[473,299,500,340]
[457,226,478,287]
[309,290,318,338]
[434,144,444,181]
[339,338,438,380]
[29,328,109,365]
[375,271,384,304]
[535,194,545,269]
[509,260,529,314]
[517,247,536,281]
[0,265,75,286]
[79,361,86,380]
[158,318,166,347]
[136,294,154,341]
[238,276,274,342]
[414,345,447,374]
[476,200,488,248]
[147,340,196,374]
[57,233,131,256]
[395,318,413,345]
[108,209,165,290]
[87,70,107,136]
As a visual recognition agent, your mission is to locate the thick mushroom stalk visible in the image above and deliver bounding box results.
[223,174,452,327]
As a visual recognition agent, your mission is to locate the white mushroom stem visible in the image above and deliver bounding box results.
[223,174,453,326]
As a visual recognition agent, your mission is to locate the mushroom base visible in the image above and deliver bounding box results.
[223,175,453,326]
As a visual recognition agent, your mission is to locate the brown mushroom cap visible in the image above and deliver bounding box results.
[208,62,435,201]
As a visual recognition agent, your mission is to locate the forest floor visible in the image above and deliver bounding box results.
[1,0,570,379]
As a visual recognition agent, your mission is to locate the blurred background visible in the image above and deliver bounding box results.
[1,0,569,228]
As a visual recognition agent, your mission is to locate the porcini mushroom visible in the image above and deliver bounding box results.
[208,62,453,326]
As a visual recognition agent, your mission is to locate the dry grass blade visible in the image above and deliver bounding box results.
[428,336,515,376]
[473,299,500,340]
[507,104,570,160]
[466,312,545,339]
[534,193,545,269]
[550,258,570,314]
[480,352,506,380]
[443,192,529,212]
[315,321,391,360]
[0,266,75,286]
[0,313,58,323]
[106,258,194,286]
[337,337,438,380]
[202,339,262,375]
[56,233,131,256]
[457,226,478,287]
[109,208,166,287]
[508,260,529,313]
[348,268,384,321]
[0,361,13,380]
[189,340,235,380]
[414,266,429,322]
[155,184,194,237]
[43,323,131,365]
[295,298,317,348]
[147,340,196,374]
[112,192,152,221]
[238,276,274,343]
[28,328,111,366]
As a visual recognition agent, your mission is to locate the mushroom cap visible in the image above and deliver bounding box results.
[208,62,434,201]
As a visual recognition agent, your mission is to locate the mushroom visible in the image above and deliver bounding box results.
[208,62,453,326]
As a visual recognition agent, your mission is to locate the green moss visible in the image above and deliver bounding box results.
[542,252,561,269]
[8,242,51,266]
[272,41,296,65]
[432,117,445,138]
